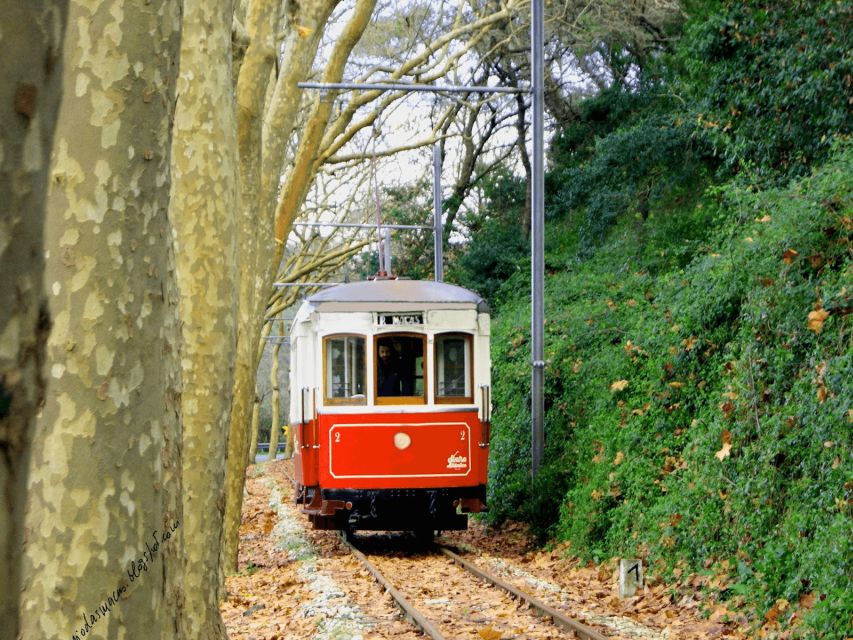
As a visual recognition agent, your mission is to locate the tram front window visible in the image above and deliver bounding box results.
[376,335,424,400]
[435,333,472,402]
[324,335,365,403]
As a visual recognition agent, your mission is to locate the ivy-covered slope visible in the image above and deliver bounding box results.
[450,2,853,636]
[485,146,851,637]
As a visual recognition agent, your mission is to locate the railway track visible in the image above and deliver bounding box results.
[277,461,612,639]
[340,532,611,640]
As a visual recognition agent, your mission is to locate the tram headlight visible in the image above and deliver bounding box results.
[393,432,412,450]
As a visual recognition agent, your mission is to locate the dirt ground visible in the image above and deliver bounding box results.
[221,459,769,639]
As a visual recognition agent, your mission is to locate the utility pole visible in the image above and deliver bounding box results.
[433,143,444,282]
[531,0,545,477]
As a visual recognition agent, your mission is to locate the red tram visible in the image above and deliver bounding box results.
[289,279,491,533]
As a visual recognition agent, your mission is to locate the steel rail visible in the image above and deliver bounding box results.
[280,457,606,640]
[438,545,610,640]
[338,533,447,640]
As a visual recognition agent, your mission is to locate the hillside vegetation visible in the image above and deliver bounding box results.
[449,1,852,637]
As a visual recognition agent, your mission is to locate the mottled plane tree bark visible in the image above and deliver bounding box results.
[0,3,67,638]
[267,327,283,462]
[223,0,349,572]
[169,0,239,638]
[20,1,185,638]
[224,0,289,575]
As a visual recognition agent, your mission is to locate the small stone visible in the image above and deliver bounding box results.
[243,603,266,617]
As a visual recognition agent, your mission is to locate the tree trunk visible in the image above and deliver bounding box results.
[0,3,67,637]
[20,2,185,638]
[222,0,282,574]
[248,389,260,465]
[223,0,372,572]
[169,0,239,637]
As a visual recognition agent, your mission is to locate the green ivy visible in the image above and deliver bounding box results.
[486,144,852,637]
[680,0,853,181]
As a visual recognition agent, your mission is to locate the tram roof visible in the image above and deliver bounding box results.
[304,279,489,314]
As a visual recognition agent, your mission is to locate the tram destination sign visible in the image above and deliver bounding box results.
[376,313,423,326]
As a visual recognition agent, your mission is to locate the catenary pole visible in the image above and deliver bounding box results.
[384,227,393,275]
[531,0,545,477]
[433,144,444,282]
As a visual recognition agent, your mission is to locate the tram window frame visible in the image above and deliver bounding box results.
[322,334,367,405]
[374,333,427,405]
[434,333,474,404]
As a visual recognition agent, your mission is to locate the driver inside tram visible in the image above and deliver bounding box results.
[377,342,403,396]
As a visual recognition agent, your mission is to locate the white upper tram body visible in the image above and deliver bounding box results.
[288,280,491,421]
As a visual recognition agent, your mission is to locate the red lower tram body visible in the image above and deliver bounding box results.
[293,409,490,531]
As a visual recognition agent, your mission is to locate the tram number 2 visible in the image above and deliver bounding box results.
[334,432,341,444]
[460,430,466,441]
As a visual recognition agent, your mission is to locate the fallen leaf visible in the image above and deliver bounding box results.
[756,215,772,223]
[807,308,830,333]
[613,451,625,465]
[782,248,799,264]
[478,627,503,640]
[798,592,816,610]
[715,430,732,461]
[610,379,629,392]
[631,403,650,416]
[765,598,789,622]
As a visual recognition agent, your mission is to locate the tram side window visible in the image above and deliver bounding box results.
[324,335,366,403]
[435,333,472,402]
[376,335,425,401]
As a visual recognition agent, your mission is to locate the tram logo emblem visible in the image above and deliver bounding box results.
[446,451,468,469]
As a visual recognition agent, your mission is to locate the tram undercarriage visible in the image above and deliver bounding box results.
[296,485,487,531]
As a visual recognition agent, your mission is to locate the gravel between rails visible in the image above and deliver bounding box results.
[358,538,582,640]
